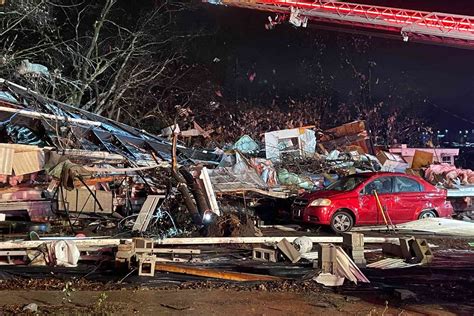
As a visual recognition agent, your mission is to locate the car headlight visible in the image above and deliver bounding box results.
[309,198,332,207]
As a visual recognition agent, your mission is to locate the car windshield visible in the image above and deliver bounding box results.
[326,175,368,191]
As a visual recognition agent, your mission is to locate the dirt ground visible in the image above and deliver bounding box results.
[0,230,472,315]
[0,288,462,316]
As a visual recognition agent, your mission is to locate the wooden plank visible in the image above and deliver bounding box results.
[0,250,27,256]
[60,149,125,163]
[136,248,201,254]
[132,195,164,232]
[154,263,280,281]
[73,176,122,187]
[216,188,290,199]
[0,143,41,153]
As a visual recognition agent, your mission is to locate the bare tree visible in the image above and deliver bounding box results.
[1,0,191,121]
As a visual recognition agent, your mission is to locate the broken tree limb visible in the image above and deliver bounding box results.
[175,180,202,225]
[179,167,208,216]
[154,263,280,281]
[170,131,202,225]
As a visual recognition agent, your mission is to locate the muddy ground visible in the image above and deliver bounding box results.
[0,287,464,315]
[0,231,472,315]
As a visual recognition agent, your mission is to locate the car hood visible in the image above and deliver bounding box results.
[302,189,355,201]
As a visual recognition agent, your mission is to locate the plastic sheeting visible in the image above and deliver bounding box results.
[50,240,80,267]
[208,152,268,192]
[278,168,314,190]
[233,135,259,154]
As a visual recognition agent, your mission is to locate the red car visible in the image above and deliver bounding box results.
[292,172,453,233]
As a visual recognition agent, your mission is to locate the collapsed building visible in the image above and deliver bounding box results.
[0,79,473,307]
[1,77,473,239]
[0,79,223,236]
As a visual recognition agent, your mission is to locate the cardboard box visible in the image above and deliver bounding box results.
[377,151,408,173]
[377,151,405,165]
[411,150,434,169]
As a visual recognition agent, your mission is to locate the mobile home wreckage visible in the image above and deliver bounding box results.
[0,78,223,236]
[1,79,474,304]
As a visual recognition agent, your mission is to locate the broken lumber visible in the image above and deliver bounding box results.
[154,263,280,281]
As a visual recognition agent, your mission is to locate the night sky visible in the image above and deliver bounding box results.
[189,0,474,132]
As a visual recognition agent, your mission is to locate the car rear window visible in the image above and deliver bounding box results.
[394,176,423,193]
[362,177,393,195]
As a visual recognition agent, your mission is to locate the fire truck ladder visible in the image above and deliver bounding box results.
[205,0,474,47]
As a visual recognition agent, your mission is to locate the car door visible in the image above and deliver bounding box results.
[391,176,424,223]
[358,176,393,225]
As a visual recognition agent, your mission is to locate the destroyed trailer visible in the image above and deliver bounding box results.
[0,78,223,237]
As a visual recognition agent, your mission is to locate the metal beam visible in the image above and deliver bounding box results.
[207,0,474,46]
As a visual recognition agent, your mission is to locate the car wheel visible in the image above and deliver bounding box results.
[418,210,437,220]
[330,211,354,233]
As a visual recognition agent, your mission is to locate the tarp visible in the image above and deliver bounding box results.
[45,153,91,190]
[233,135,259,154]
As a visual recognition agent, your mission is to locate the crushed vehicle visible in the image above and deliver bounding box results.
[291,172,453,233]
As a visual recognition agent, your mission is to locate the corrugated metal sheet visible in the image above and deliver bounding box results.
[12,150,45,175]
[0,147,14,175]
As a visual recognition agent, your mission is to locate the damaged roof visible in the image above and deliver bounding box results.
[0,79,221,166]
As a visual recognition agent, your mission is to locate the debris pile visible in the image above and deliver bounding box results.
[0,78,473,303]
[425,164,474,188]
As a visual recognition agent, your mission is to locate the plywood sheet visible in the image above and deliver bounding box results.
[58,189,113,214]
[0,147,14,175]
[12,151,45,175]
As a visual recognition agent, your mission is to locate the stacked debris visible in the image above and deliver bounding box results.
[0,78,223,237]
[425,164,474,188]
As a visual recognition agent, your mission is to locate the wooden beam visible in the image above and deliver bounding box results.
[136,248,201,254]
[154,263,280,281]
[0,236,399,250]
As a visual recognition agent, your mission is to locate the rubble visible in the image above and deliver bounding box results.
[0,77,472,310]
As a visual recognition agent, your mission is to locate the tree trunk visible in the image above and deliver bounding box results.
[179,167,209,216]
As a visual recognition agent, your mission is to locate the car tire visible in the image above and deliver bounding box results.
[330,211,354,234]
[418,210,437,220]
